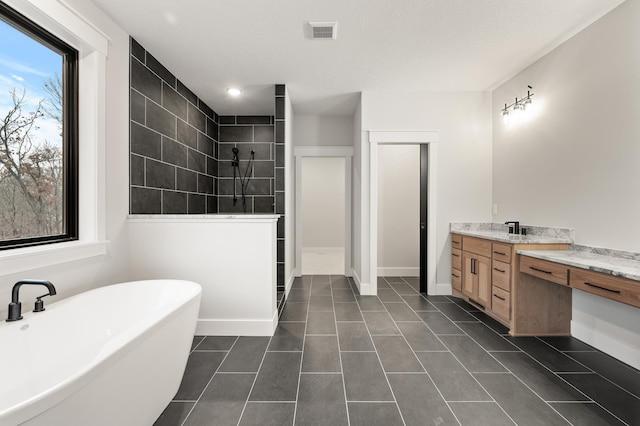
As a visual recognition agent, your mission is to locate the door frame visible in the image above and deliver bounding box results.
[368,131,438,295]
[294,146,353,277]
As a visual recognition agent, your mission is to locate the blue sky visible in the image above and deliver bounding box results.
[0,17,62,146]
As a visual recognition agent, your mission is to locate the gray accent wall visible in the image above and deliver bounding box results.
[130,37,219,214]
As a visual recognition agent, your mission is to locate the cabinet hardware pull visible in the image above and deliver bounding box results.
[584,282,621,294]
[452,273,459,278]
[529,266,552,274]
[494,251,506,256]
[472,258,477,274]
[452,253,460,257]
[493,268,505,273]
[493,294,506,301]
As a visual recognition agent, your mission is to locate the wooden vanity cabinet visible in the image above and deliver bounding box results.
[569,268,640,308]
[451,234,462,291]
[490,242,514,322]
[451,232,570,336]
[462,249,491,307]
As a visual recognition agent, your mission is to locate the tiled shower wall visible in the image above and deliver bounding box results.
[218,116,275,214]
[275,85,285,293]
[129,38,287,295]
[129,38,219,214]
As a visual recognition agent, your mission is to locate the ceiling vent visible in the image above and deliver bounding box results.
[309,22,337,40]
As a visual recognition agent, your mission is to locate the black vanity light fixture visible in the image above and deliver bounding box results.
[501,85,534,119]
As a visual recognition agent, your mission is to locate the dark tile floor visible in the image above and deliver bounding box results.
[155,275,640,426]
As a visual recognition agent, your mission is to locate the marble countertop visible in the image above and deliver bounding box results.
[128,214,280,222]
[517,249,640,282]
[451,229,573,245]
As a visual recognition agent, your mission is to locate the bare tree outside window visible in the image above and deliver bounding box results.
[0,3,78,249]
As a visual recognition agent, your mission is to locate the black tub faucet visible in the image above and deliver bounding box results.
[6,279,57,322]
[504,221,520,234]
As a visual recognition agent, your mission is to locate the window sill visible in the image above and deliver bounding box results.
[0,240,108,277]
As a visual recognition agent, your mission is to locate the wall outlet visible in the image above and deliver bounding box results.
[492,204,498,215]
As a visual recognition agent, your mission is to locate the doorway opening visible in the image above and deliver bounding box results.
[377,145,420,289]
[295,146,353,278]
[368,131,438,296]
[300,157,346,275]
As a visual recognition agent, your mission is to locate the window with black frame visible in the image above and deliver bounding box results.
[0,2,78,250]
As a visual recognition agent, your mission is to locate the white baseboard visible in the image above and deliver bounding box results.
[351,268,362,290]
[433,282,452,296]
[571,320,640,370]
[377,267,419,277]
[196,314,277,336]
[351,268,375,295]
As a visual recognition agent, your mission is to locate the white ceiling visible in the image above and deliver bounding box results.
[91,0,625,116]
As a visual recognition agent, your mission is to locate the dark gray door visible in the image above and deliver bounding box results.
[420,144,429,294]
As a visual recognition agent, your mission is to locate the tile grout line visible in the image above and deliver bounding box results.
[404,288,514,425]
[356,276,409,425]
[535,335,640,401]
[170,277,636,426]
[180,336,238,426]
[291,275,312,425]
[234,332,274,426]
[527,338,635,425]
[445,300,625,426]
[483,324,633,425]
[381,279,463,426]
[333,275,352,426]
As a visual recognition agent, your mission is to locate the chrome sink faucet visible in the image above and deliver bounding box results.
[504,221,520,234]
[6,279,57,322]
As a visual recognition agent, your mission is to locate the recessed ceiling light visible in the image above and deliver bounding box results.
[227,88,242,97]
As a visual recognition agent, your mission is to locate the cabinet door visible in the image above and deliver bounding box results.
[476,255,492,307]
[462,252,474,297]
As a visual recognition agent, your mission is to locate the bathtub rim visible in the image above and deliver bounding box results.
[0,279,201,425]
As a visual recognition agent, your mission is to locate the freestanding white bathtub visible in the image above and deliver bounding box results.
[0,280,201,426]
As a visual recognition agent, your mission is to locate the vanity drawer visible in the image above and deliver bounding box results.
[452,234,462,250]
[492,242,512,264]
[451,268,462,291]
[492,286,510,320]
[452,248,462,270]
[492,260,511,291]
[463,236,492,258]
[570,268,640,308]
[520,256,569,286]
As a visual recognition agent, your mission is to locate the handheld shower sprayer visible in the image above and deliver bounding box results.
[231,147,255,212]
[231,147,239,166]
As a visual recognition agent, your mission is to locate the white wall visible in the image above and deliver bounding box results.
[492,0,640,368]
[358,91,493,291]
[294,115,354,146]
[128,217,278,336]
[301,157,346,248]
[352,100,363,285]
[377,145,420,276]
[0,0,130,316]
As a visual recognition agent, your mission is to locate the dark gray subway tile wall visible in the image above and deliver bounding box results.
[275,84,286,294]
[217,115,275,214]
[130,37,219,214]
[129,38,287,293]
